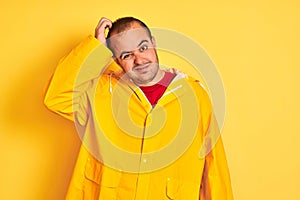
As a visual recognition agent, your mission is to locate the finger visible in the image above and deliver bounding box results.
[103,20,112,29]
[96,22,112,36]
[95,17,105,28]
[107,21,112,29]
[96,17,112,29]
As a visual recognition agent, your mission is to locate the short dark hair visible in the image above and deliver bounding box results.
[106,17,152,51]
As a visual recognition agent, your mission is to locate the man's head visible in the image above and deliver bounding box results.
[106,17,152,49]
[106,17,163,86]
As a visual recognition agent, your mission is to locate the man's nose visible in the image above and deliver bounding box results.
[133,51,146,65]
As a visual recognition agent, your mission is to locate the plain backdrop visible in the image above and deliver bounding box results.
[0,0,299,199]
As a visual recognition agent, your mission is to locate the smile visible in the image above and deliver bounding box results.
[134,63,150,72]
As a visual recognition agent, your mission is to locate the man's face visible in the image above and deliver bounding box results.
[109,23,160,86]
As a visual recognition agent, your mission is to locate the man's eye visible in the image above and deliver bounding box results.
[121,53,131,60]
[139,45,148,51]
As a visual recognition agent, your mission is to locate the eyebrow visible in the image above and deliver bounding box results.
[119,39,149,58]
[137,39,149,47]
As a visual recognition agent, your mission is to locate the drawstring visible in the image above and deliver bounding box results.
[109,72,113,94]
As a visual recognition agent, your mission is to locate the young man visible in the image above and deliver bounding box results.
[44,17,233,200]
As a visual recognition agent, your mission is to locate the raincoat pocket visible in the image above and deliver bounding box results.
[83,156,121,200]
[166,178,180,199]
[82,156,102,199]
[84,156,103,184]
[166,178,200,200]
[84,156,121,186]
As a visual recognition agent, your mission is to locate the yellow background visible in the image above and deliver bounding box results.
[0,0,299,199]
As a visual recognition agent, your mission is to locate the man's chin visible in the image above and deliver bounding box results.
[134,76,158,86]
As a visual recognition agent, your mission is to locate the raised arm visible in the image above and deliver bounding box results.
[44,18,114,121]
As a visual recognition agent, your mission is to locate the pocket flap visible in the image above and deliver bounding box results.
[84,157,102,184]
[166,178,200,200]
[84,156,121,187]
[166,178,180,199]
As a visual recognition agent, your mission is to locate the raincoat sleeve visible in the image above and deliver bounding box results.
[44,35,113,121]
[199,114,234,200]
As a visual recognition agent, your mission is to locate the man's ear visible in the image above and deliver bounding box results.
[151,36,156,48]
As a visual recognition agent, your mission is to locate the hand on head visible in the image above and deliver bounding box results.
[95,17,112,46]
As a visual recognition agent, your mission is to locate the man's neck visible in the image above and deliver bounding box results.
[137,69,165,87]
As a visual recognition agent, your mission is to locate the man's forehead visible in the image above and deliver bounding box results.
[108,27,151,52]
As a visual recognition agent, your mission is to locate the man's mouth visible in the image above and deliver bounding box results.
[134,63,150,72]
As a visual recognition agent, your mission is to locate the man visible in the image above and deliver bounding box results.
[44,17,233,199]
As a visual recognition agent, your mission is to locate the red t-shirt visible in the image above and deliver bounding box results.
[140,72,175,106]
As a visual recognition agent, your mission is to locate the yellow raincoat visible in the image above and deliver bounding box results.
[44,35,233,200]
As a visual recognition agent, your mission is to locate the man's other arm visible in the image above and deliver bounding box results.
[199,115,234,200]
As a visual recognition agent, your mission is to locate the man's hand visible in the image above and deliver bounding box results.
[95,17,112,46]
